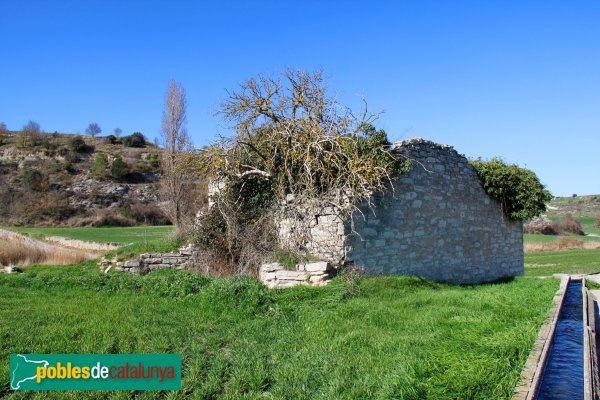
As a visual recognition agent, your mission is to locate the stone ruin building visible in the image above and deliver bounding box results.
[263,138,523,287]
[112,138,524,289]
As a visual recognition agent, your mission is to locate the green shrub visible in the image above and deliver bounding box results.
[470,158,552,221]
[21,167,47,192]
[110,156,129,179]
[274,249,299,270]
[68,135,92,153]
[103,134,119,145]
[122,132,146,148]
[149,153,160,169]
[92,153,109,177]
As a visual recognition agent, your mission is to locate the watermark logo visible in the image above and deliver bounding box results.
[10,354,181,390]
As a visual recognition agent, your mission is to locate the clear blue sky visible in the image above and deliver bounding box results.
[1,1,599,196]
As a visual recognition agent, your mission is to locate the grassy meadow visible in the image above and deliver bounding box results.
[2,201,598,399]
[524,210,600,276]
[8,225,175,246]
[7,225,179,260]
[0,263,558,399]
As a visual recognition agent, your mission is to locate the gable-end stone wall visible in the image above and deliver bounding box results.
[345,138,523,284]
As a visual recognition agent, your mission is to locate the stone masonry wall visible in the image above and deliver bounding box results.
[98,244,194,274]
[345,138,523,284]
[276,199,347,263]
[259,261,334,289]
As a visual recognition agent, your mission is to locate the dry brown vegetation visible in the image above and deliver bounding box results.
[524,237,600,253]
[0,230,97,266]
[524,214,584,235]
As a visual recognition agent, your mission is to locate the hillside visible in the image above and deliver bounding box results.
[546,194,600,218]
[0,131,169,227]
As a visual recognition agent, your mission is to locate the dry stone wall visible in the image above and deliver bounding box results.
[275,138,524,285]
[259,261,334,289]
[99,245,194,274]
[345,138,523,284]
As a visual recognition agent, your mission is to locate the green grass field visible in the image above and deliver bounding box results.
[7,226,174,245]
[0,264,558,399]
[523,213,600,275]
[1,224,597,398]
[5,226,178,259]
[525,248,600,276]
[523,214,600,245]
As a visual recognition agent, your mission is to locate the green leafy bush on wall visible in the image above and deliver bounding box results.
[470,158,552,221]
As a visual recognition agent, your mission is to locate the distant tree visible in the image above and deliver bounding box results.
[86,123,102,137]
[0,122,7,133]
[110,156,129,180]
[18,120,42,148]
[160,79,193,232]
[114,127,122,137]
[122,132,146,148]
[92,153,109,177]
[23,120,41,133]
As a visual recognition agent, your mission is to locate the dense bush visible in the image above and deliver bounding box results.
[103,134,119,145]
[21,167,47,192]
[122,132,146,148]
[195,70,411,274]
[19,192,74,224]
[524,217,558,235]
[470,158,552,221]
[120,201,171,225]
[524,214,584,236]
[553,214,584,235]
[68,135,91,153]
[91,153,109,177]
[110,156,129,179]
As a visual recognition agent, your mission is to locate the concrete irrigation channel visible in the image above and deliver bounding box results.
[514,275,600,400]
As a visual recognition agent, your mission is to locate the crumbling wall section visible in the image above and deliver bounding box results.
[345,138,524,284]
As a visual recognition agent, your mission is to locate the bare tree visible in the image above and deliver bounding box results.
[160,79,194,232]
[114,127,122,137]
[194,69,408,269]
[18,120,42,148]
[86,123,102,137]
[23,120,41,133]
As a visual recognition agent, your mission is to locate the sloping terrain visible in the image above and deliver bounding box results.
[546,194,600,218]
[0,131,168,226]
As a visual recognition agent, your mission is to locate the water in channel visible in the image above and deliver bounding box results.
[536,280,584,400]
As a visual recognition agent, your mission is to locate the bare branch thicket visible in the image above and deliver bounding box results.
[160,79,203,233]
[194,69,410,268]
[203,69,405,206]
